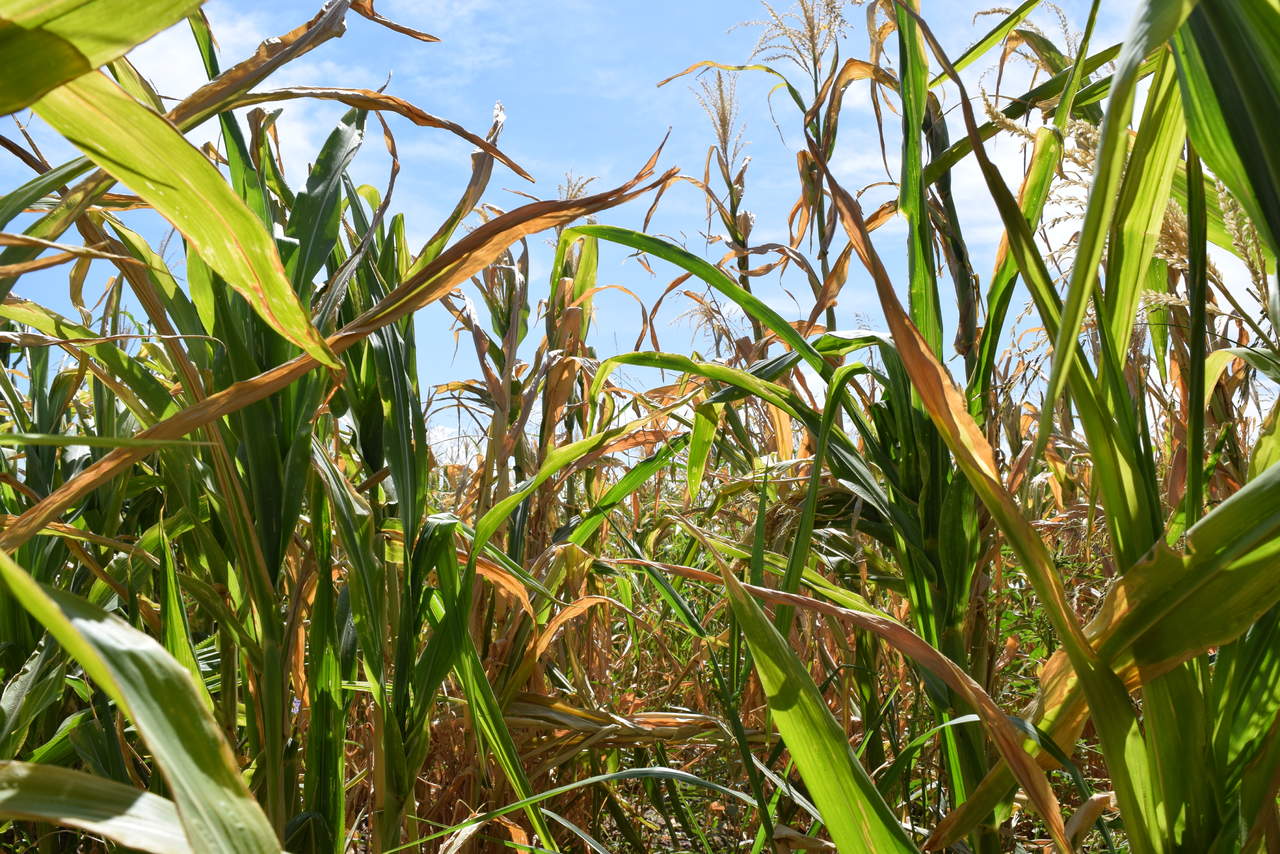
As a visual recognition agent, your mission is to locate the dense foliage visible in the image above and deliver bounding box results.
[0,0,1279,851]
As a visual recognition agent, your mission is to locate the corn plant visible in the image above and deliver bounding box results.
[2,0,1280,852]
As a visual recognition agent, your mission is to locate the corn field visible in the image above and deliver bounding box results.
[0,0,1278,851]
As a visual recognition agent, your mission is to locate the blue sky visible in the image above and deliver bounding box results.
[4,0,1135,420]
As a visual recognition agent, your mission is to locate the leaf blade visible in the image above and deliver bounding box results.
[32,71,338,369]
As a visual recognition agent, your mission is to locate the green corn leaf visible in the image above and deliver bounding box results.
[568,434,689,545]
[593,352,806,420]
[571,225,828,376]
[1038,0,1198,454]
[896,0,942,357]
[0,156,93,230]
[0,761,192,854]
[1204,348,1280,407]
[395,767,757,851]
[1091,462,1280,680]
[1175,0,1280,254]
[473,401,686,556]
[919,9,1164,567]
[0,639,66,759]
[722,568,917,853]
[928,0,1041,88]
[0,298,174,421]
[1211,608,1280,783]
[829,129,1159,843]
[1146,260,1172,384]
[285,108,366,294]
[923,42,1123,182]
[453,642,560,851]
[1099,51,1186,355]
[0,550,279,852]
[1250,401,1280,479]
[32,71,339,369]
[775,366,858,635]
[0,0,204,115]
[157,524,207,705]
[1015,28,1072,75]
[301,482,346,854]
[311,442,386,690]
[1053,1,1103,131]
[686,402,721,502]
[932,458,1280,845]
[0,432,206,448]
[1184,143,1209,526]
[968,127,1061,417]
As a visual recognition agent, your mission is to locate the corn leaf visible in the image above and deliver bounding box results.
[0,550,279,853]
[928,0,1041,88]
[0,0,204,115]
[722,568,916,853]
[0,761,192,854]
[32,71,339,369]
[1174,0,1280,254]
[1038,0,1198,452]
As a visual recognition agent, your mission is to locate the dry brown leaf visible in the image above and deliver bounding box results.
[350,0,438,42]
